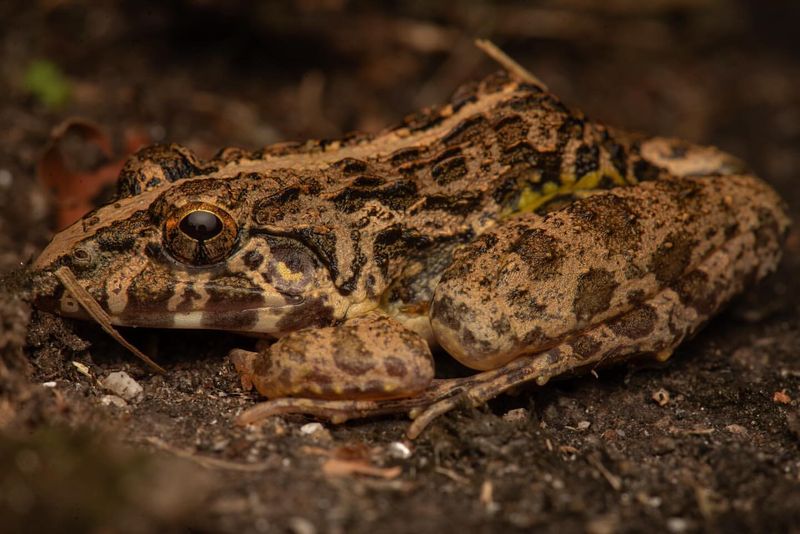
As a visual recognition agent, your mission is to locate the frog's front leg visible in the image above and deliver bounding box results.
[232,313,436,423]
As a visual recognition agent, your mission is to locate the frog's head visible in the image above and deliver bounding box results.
[32,145,359,335]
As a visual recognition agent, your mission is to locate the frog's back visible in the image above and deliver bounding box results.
[34,70,742,338]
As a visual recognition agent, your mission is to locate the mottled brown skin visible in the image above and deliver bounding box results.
[32,70,790,437]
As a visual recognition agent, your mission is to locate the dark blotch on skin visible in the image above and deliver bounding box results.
[493,115,529,146]
[633,159,662,182]
[373,225,432,278]
[252,187,302,224]
[431,155,468,185]
[384,356,408,378]
[607,305,658,339]
[201,309,259,330]
[95,224,138,252]
[512,228,564,281]
[500,142,563,185]
[116,143,208,199]
[333,330,375,376]
[650,231,694,285]
[260,228,339,284]
[304,370,334,387]
[521,326,550,349]
[275,297,334,333]
[442,114,490,146]
[421,192,483,215]
[174,284,201,313]
[432,294,466,334]
[508,288,545,322]
[569,335,602,360]
[333,157,368,175]
[574,143,600,177]
[389,147,422,166]
[352,175,384,187]
[573,268,619,322]
[675,269,717,315]
[205,275,266,308]
[492,315,512,336]
[604,139,627,178]
[243,250,264,269]
[126,266,175,308]
[331,179,418,213]
[567,194,641,255]
[626,289,646,305]
[754,207,781,252]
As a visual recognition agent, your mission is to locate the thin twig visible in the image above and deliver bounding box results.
[474,39,549,91]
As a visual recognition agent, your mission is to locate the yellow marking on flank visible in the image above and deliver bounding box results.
[505,167,629,217]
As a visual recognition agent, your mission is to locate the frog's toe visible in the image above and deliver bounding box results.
[229,348,258,391]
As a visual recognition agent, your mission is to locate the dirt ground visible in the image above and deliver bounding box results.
[1,1,799,532]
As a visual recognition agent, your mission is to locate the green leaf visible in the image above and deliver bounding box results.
[23,59,72,109]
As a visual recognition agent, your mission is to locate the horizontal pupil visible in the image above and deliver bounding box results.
[180,210,223,240]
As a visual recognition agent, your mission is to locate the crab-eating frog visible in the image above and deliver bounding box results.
[32,70,790,437]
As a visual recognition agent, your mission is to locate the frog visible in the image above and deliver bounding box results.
[31,68,790,438]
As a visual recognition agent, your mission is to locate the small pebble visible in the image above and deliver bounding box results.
[652,388,670,406]
[288,517,316,534]
[387,441,412,459]
[100,394,127,408]
[300,422,324,435]
[0,169,12,188]
[666,517,689,533]
[576,420,591,430]
[502,407,529,423]
[100,371,143,401]
[41,381,57,388]
[773,390,792,404]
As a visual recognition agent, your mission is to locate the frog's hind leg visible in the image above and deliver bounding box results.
[412,173,788,437]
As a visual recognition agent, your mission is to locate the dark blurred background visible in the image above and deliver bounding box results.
[1,2,799,532]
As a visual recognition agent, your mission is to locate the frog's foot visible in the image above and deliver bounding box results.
[235,378,468,429]
[234,369,506,437]
[234,330,630,439]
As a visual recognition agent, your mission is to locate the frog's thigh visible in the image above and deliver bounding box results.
[430,174,788,371]
[231,314,434,401]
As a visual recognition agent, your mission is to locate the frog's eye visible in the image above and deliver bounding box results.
[164,202,238,265]
[179,210,223,241]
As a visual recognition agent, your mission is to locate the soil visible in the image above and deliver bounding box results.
[1,1,799,533]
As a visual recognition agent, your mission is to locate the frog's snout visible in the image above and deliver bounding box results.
[29,267,90,320]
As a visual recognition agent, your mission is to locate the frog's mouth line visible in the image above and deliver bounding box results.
[51,266,307,373]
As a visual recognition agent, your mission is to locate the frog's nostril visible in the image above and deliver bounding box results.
[71,246,94,266]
